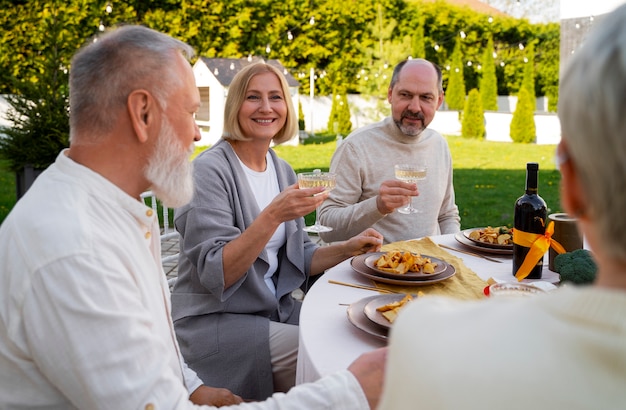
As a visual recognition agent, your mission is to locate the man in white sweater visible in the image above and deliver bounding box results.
[0,25,386,409]
[318,59,460,244]
[379,4,626,409]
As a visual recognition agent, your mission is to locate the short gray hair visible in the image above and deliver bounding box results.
[389,59,443,94]
[558,3,626,259]
[69,25,195,142]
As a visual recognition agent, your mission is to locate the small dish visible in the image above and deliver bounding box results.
[363,294,417,330]
[346,295,390,341]
[485,282,546,297]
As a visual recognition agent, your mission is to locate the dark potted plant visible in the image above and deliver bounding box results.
[0,5,71,199]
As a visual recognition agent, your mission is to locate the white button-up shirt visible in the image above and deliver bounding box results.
[0,151,369,410]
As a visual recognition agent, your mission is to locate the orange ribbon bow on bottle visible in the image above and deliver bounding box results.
[513,221,566,281]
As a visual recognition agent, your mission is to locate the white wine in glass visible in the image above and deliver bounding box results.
[298,169,337,233]
[394,164,427,214]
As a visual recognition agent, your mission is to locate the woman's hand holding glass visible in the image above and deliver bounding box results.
[297,169,336,233]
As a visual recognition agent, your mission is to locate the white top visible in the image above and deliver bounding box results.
[0,150,368,410]
[379,285,626,409]
[238,152,286,295]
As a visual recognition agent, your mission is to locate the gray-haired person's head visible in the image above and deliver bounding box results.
[558,3,626,259]
[69,25,195,143]
[389,59,443,95]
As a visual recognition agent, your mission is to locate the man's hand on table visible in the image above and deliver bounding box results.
[344,228,384,256]
[190,385,243,407]
[348,347,388,409]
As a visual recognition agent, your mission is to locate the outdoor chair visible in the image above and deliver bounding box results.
[141,191,179,288]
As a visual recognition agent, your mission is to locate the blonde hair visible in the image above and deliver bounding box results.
[558,3,626,259]
[222,62,298,145]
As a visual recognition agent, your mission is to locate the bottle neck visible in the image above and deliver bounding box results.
[526,166,538,195]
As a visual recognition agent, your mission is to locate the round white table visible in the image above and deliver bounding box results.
[295,233,560,384]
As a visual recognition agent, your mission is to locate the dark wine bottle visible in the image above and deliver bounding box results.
[513,162,547,279]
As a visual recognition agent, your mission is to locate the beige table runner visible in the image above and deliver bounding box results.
[376,237,487,300]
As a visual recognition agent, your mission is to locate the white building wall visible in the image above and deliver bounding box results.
[193,62,226,146]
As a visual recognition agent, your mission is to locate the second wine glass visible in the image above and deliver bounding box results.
[394,164,427,214]
[298,169,337,233]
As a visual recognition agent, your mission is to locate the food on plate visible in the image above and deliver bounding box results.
[375,293,420,323]
[468,226,513,245]
[374,251,438,274]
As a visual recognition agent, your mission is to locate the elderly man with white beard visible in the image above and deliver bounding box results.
[0,25,386,410]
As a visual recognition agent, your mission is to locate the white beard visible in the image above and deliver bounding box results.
[145,117,195,209]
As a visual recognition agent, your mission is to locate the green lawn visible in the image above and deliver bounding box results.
[0,137,561,228]
[272,136,561,229]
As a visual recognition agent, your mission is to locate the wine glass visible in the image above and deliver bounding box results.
[298,169,337,233]
[394,164,427,214]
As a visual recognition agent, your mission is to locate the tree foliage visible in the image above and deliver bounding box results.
[0,2,80,172]
[461,89,485,139]
[510,85,536,143]
[479,35,498,111]
[298,99,306,131]
[411,15,426,59]
[510,42,537,143]
[0,0,560,100]
[327,92,352,135]
[445,39,466,111]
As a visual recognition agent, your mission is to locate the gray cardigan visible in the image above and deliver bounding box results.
[171,139,317,400]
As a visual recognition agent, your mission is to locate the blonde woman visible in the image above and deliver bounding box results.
[171,62,382,401]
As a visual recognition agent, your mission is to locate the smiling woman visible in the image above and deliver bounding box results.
[170,61,384,401]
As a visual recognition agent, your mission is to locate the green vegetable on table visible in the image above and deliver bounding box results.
[553,249,597,285]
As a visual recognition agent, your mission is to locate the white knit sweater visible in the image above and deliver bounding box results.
[319,116,460,243]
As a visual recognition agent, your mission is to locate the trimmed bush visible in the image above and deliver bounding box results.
[445,40,466,111]
[327,92,352,135]
[461,89,485,139]
[479,36,498,111]
[510,86,536,143]
[298,100,305,131]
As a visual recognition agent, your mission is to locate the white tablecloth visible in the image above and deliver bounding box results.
[295,233,560,384]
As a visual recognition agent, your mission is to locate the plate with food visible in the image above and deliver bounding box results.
[455,227,514,255]
[362,251,448,280]
[346,295,389,341]
[351,255,456,286]
[463,226,513,249]
[363,293,418,330]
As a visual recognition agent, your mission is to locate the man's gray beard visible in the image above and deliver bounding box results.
[145,118,195,209]
[394,119,425,137]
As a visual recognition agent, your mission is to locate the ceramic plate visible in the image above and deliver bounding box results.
[346,295,389,341]
[363,252,447,280]
[462,227,514,250]
[455,231,513,255]
[363,294,418,330]
[351,255,456,286]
